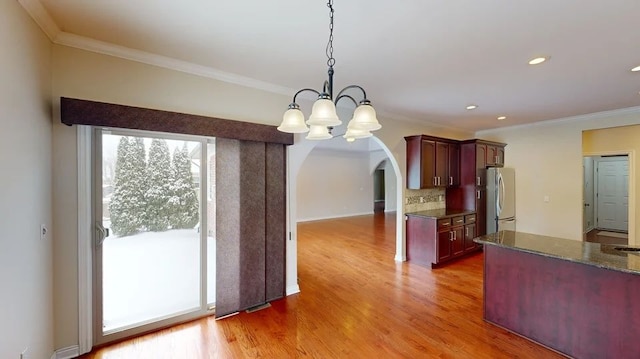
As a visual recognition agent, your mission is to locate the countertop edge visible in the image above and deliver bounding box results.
[474,238,640,276]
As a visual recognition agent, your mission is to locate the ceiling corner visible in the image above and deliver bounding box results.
[18,0,60,41]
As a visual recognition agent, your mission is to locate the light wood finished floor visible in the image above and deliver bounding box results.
[81,213,561,358]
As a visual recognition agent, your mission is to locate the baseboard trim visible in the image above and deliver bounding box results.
[51,346,80,359]
[286,284,300,296]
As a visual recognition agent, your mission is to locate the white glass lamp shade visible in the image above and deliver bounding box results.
[277,108,309,133]
[307,98,341,127]
[348,103,381,131]
[343,125,372,141]
[305,125,332,140]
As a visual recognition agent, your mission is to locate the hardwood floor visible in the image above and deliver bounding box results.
[584,228,628,245]
[80,213,561,358]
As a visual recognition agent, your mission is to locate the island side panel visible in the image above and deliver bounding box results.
[406,216,437,266]
[483,245,640,359]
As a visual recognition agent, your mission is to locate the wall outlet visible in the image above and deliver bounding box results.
[20,347,28,359]
[40,224,48,241]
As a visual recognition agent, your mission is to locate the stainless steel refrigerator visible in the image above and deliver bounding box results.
[486,167,516,234]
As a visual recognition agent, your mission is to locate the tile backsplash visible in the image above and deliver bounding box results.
[404,188,446,213]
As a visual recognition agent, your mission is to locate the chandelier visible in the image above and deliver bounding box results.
[276,0,381,142]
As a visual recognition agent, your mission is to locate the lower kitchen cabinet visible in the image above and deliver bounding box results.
[407,212,479,267]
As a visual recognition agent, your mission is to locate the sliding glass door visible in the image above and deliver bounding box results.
[93,128,216,344]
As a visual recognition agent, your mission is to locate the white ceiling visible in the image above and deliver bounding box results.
[24,0,640,131]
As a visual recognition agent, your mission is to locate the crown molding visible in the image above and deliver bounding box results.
[18,0,295,97]
[17,0,60,41]
[476,105,640,136]
[55,32,296,97]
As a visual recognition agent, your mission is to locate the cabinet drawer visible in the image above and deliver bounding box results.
[437,218,451,230]
[452,216,465,226]
[465,214,476,224]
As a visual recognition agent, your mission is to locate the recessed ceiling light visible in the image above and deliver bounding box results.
[497,116,507,121]
[466,105,478,110]
[528,56,548,65]
[632,65,640,72]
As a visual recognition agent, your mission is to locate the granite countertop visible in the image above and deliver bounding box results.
[406,208,475,219]
[474,230,640,275]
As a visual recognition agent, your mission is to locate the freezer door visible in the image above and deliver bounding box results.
[498,218,516,232]
[497,168,516,220]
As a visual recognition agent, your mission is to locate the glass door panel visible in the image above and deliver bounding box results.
[95,129,212,341]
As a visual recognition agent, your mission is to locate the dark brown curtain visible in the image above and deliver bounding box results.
[215,139,286,317]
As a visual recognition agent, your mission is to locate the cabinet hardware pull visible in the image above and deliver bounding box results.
[434,177,437,186]
[465,227,468,236]
[442,222,449,226]
[449,176,453,185]
[438,177,441,186]
[450,231,454,241]
[477,190,481,199]
[495,155,499,164]
[477,176,481,186]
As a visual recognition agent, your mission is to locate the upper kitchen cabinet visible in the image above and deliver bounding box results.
[405,135,460,189]
[486,144,505,167]
[460,140,506,189]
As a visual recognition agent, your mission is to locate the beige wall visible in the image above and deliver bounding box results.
[0,2,54,359]
[297,149,375,221]
[583,124,640,245]
[477,109,640,241]
[51,43,473,350]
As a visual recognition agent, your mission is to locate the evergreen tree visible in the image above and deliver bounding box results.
[144,139,173,231]
[129,137,148,230]
[109,136,149,236]
[109,137,138,236]
[168,144,200,229]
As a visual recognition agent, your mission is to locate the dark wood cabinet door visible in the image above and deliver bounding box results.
[435,141,448,187]
[475,189,487,236]
[496,147,505,166]
[475,144,487,187]
[486,145,498,166]
[421,139,436,188]
[437,230,452,262]
[447,143,460,186]
[451,227,465,256]
[464,223,477,252]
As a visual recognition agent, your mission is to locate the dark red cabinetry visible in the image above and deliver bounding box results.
[406,213,478,267]
[405,135,460,189]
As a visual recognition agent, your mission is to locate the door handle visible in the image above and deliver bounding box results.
[96,222,109,246]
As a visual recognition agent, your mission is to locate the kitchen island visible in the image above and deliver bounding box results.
[475,231,640,359]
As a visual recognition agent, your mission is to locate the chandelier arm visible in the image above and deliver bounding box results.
[292,88,322,103]
[335,85,368,102]
[334,94,358,108]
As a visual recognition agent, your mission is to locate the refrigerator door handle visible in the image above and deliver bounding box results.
[497,172,505,216]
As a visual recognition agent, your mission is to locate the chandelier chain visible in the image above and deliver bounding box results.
[326,0,335,67]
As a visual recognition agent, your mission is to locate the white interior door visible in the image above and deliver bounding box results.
[596,158,628,232]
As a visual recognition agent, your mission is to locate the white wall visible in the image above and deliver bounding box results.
[477,108,640,241]
[297,149,374,221]
[0,2,54,359]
